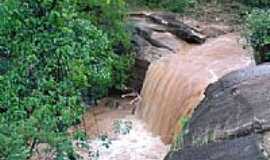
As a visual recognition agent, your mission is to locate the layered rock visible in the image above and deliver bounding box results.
[130,12,207,91]
[129,12,246,91]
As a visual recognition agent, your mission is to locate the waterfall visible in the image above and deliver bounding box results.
[136,33,254,144]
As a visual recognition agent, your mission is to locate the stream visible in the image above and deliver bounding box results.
[74,12,254,160]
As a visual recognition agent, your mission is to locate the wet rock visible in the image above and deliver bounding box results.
[201,26,228,38]
[182,18,234,38]
[183,65,270,147]
[130,15,177,91]
[129,12,209,91]
[148,13,206,44]
[165,135,268,160]
[164,65,270,160]
[131,46,174,91]
[134,24,176,52]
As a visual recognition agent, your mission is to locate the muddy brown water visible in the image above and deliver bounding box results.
[74,20,254,160]
[136,33,254,144]
[72,97,170,160]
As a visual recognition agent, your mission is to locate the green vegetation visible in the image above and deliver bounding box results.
[171,116,190,151]
[1,0,270,159]
[127,0,196,12]
[239,0,270,8]
[185,0,270,63]
[0,0,132,159]
[246,9,270,63]
[76,0,131,53]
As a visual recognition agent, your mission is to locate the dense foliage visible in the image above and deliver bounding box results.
[0,0,132,159]
[246,9,270,63]
[239,0,270,8]
[128,0,196,12]
[76,0,131,53]
[75,0,133,92]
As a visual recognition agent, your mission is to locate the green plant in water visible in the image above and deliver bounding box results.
[171,116,190,151]
[113,119,133,135]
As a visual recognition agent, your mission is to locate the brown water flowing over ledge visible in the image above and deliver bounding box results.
[136,32,254,144]
[66,12,257,160]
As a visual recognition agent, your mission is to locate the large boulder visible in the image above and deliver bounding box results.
[165,65,270,160]
[184,65,270,146]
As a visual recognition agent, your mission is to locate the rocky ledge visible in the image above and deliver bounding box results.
[129,12,207,91]
[165,64,270,160]
[129,11,237,91]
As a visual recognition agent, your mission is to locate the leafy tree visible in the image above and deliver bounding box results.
[75,0,131,54]
[0,0,132,159]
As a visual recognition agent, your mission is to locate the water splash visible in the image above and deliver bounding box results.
[73,98,169,160]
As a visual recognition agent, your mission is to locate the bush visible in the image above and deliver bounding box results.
[75,0,131,54]
[239,0,270,8]
[76,0,134,92]
[0,0,131,159]
[128,0,196,13]
[246,9,270,62]
[162,0,197,12]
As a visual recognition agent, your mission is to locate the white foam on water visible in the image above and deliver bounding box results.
[74,116,170,160]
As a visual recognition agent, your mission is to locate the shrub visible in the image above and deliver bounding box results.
[171,117,190,151]
[239,0,270,8]
[76,0,134,92]
[161,0,197,12]
[75,0,131,53]
[127,0,196,13]
[0,0,131,159]
[246,9,270,62]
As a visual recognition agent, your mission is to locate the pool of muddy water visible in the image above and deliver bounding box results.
[72,96,170,160]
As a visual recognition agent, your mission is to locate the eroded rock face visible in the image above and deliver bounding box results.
[148,13,206,44]
[129,12,206,91]
[165,65,270,160]
[129,11,245,91]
